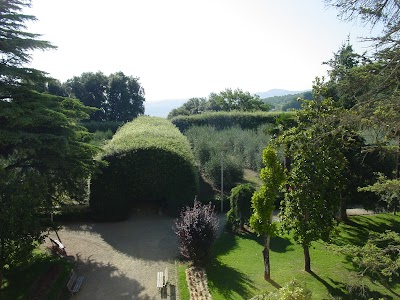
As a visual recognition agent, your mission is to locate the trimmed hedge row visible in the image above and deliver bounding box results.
[90,116,199,220]
[170,111,294,132]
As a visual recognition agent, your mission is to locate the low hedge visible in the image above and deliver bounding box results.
[90,116,199,220]
[170,111,294,132]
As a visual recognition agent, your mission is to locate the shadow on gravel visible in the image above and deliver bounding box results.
[63,215,179,261]
[72,254,156,300]
[62,213,226,262]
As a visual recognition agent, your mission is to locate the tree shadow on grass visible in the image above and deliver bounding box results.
[336,215,400,247]
[234,231,294,253]
[309,271,347,299]
[70,254,157,300]
[206,258,257,300]
[211,231,239,256]
[329,277,397,300]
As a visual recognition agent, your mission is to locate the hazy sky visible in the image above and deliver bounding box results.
[25,0,378,102]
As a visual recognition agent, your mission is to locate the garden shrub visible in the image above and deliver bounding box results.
[174,201,219,267]
[227,183,255,231]
[250,279,312,300]
[89,116,199,221]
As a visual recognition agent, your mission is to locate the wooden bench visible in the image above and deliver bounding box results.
[49,237,66,255]
[67,271,84,295]
[156,267,168,289]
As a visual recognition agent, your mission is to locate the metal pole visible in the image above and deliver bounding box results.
[221,152,223,213]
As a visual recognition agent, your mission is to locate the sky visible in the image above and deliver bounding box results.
[25,0,379,102]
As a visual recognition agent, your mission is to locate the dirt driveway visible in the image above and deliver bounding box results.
[47,213,226,300]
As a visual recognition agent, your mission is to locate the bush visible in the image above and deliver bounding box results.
[250,279,312,300]
[227,183,255,231]
[89,116,199,220]
[174,201,219,267]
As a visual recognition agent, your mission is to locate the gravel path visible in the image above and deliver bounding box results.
[47,213,226,300]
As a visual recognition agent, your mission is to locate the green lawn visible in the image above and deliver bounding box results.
[179,213,400,300]
[0,250,73,300]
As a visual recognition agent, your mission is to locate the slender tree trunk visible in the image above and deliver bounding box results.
[303,243,311,272]
[396,136,399,179]
[339,194,348,222]
[263,234,271,280]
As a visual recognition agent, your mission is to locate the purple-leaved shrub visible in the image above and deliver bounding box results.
[174,201,219,267]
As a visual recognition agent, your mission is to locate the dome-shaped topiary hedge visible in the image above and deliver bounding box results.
[90,116,199,221]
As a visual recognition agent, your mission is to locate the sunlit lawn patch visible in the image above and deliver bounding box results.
[179,213,400,300]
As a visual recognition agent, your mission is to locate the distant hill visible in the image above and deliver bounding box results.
[144,89,311,117]
[144,98,187,117]
[255,89,306,99]
[262,90,312,111]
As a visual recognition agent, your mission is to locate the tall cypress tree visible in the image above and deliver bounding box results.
[0,0,99,282]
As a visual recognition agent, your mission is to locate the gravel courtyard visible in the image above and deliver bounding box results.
[47,213,227,300]
[48,214,182,300]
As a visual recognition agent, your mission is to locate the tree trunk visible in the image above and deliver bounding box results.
[263,235,271,280]
[339,195,348,222]
[303,243,311,272]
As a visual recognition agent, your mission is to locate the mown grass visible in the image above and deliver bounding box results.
[178,213,400,300]
[0,250,73,300]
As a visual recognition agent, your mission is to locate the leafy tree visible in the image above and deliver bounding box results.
[168,97,207,118]
[279,98,347,272]
[65,72,108,121]
[174,201,219,267]
[167,88,270,118]
[0,0,99,283]
[325,0,400,50]
[250,146,285,280]
[65,71,145,122]
[227,183,255,231]
[359,173,400,214]
[326,0,400,180]
[208,88,270,112]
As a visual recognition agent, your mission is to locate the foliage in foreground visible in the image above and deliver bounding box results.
[175,201,219,267]
[0,0,99,283]
[90,116,198,220]
[250,280,312,300]
[0,250,72,300]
